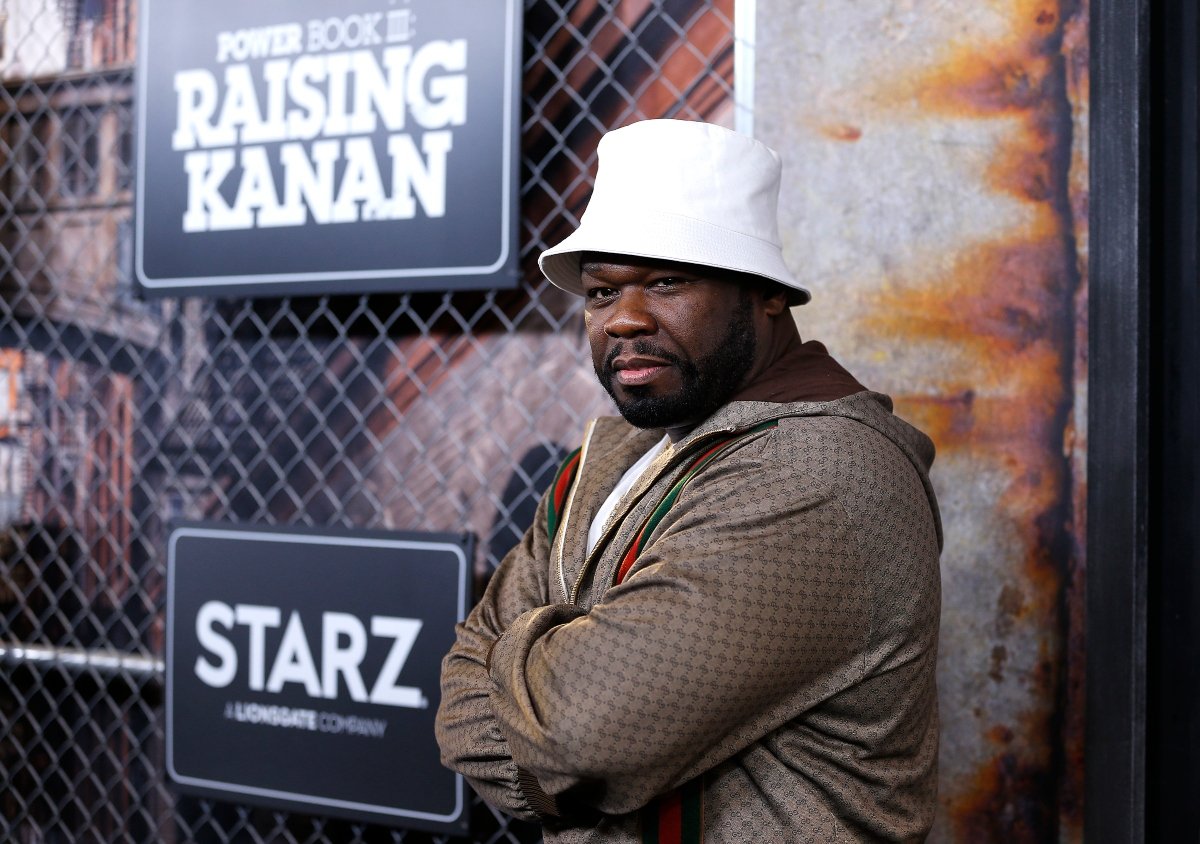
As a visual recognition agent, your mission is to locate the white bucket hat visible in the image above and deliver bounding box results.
[538,119,810,305]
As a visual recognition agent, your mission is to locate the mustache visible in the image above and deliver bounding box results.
[602,340,686,373]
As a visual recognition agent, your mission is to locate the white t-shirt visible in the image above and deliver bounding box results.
[586,435,671,556]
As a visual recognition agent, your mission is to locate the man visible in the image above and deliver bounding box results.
[436,119,942,842]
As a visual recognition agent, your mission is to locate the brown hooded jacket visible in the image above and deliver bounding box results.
[436,339,942,842]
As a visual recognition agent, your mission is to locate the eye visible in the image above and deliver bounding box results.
[584,286,618,300]
[649,276,689,289]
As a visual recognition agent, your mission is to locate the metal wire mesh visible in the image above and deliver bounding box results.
[0,0,735,840]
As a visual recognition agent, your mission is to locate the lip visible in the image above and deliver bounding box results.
[611,355,670,386]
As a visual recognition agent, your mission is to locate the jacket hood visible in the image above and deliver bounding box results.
[732,322,941,547]
[729,322,865,405]
[599,330,943,551]
[695,392,943,551]
[595,321,940,547]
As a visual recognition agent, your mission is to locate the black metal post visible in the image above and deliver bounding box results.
[1147,0,1200,839]
[1087,0,1149,840]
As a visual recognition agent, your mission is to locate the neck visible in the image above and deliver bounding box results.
[736,314,802,395]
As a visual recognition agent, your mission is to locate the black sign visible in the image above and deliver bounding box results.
[136,0,521,296]
[166,523,470,833]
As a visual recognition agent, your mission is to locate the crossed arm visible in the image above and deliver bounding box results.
[435,441,869,822]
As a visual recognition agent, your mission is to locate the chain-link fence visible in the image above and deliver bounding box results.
[0,0,737,840]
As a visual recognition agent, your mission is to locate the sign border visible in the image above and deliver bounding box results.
[165,523,469,828]
[134,0,522,295]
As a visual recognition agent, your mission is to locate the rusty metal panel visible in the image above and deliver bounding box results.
[754,0,1089,839]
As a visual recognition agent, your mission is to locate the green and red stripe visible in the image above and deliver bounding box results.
[546,446,582,539]
[641,777,704,844]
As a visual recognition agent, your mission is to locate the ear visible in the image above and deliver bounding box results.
[760,286,789,317]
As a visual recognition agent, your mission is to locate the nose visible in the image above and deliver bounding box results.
[603,290,657,338]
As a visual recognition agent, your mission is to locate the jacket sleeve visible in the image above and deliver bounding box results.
[434,483,557,821]
[484,430,876,817]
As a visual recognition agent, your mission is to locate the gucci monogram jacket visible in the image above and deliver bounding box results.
[436,390,942,842]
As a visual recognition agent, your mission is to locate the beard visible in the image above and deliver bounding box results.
[596,292,757,430]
